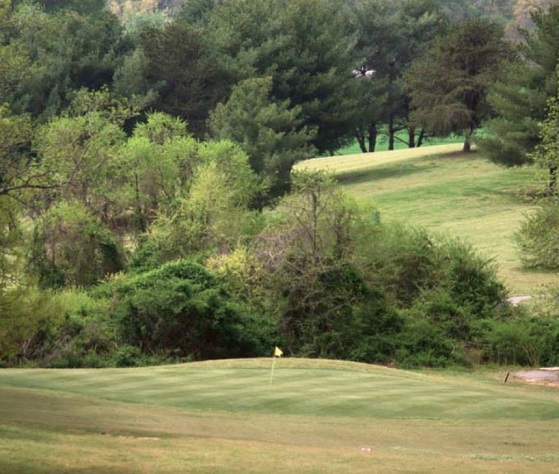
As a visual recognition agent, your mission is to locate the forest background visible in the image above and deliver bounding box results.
[2,0,559,369]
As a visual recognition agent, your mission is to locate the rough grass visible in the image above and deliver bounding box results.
[297,144,559,294]
[1,359,559,473]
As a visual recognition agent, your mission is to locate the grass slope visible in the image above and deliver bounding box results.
[1,359,559,473]
[297,144,559,294]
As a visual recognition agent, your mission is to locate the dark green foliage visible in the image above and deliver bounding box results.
[277,258,397,360]
[140,20,225,138]
[206,0,358,154]
[482,316,559,367]
[111,260,273,360]
[244,174,509,368]
[9,3,127,120]
[395,319,464,368]
[349,0,447,152]
[208,76,317,202]
[514,198,559,269]
[480,5,559,166]
[406,17,510,151]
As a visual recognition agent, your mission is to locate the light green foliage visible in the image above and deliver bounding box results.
[0,285,63,364]
[0,0,28,103]
[30,201,124,288]
[0,104,33,197]
[208,76,316,201]
[132,110,189,143]
[35,111,126,209]
[0,284,117,367]
[145,143,262,262]
[115,113,197,231]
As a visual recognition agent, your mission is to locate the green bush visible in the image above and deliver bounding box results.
[0,286,118,368]
[395,319,465,369]
[111,259,274,360]
[515,199,559,270]
[28,202,125,288]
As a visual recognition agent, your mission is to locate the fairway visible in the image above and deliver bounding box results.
[1,359,559,473]
[297,144,559,294]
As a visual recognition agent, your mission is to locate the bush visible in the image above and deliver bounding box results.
[111,259,274,360]
[515,199,559,270]
[0,286,118,368]
[28,201,125,288]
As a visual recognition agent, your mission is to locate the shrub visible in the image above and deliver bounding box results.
[111,259,274,360]
[514,199,559,270]
[28,201,125,288]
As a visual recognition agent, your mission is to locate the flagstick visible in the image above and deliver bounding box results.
[269,355,277,386]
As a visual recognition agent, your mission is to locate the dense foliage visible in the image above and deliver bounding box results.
[1,0,559,369]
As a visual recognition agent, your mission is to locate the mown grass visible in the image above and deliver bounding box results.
[297,144,559,294]
[1,359,558,473]
[336,132,463,155]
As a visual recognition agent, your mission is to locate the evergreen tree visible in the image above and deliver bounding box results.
[480,4,559,166]
[208,76,316,203]
[206,0,358,154]
[406,18,510,152]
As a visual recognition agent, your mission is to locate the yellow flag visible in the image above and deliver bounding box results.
[274,346,283,357]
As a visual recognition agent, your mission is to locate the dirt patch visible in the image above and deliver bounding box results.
[509,368,559,387]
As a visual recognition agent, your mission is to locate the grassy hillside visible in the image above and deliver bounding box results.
[297,144,559,295]
[1,359,559,473]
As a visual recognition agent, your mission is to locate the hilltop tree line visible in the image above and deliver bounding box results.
[1,0,559,368]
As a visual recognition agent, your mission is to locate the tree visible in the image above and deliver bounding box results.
[349,0,447,152]
[33,89,134,225]
[506,0,558,40]
[406,18,510,152]
[208,76,316,203]
[142,140,262,263]
[480,4,559,166]
[531,77,559,192]
[206,0,359,154]
[8,2,126,121]
[0,0,28,104]
[114,112,197,232]
[29,201,124,288]
[140,20,225,138]
[244,172,398,359]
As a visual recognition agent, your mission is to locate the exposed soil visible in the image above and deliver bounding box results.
[509,368,559,387]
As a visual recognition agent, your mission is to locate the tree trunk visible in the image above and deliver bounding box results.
[463,127,473,153]
[408,126,416,148]
[417,128,426,148]
[355,132,367,153]
[368,123,377,152]
[549,166,557,195]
